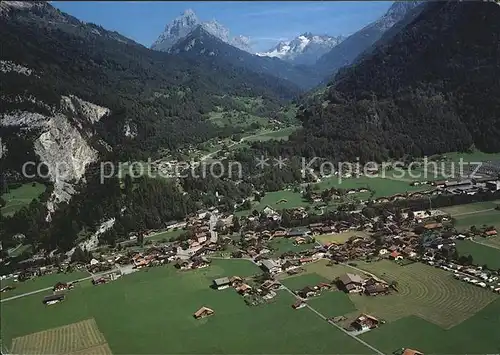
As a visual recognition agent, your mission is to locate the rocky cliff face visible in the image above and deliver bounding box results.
[1,61,111,217]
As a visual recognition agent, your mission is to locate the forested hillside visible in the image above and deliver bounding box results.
[314,1,423,78]
[0,2,301,159]
[263,1,500,162]
[0,1,302,254]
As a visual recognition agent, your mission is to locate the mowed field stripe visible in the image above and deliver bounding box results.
[342,261,499,329]
[10,318,109,355]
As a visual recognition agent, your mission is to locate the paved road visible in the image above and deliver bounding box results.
[241,256,383,354]
[470,238,500,250]
[0,269,119,303]
[278,281,384,355]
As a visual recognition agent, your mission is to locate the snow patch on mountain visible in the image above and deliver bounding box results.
[257,33,344,65]
[151,9,253,53]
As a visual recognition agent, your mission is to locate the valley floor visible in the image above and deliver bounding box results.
[2,258,500,354]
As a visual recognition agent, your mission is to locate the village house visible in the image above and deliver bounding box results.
[337,273,365,293]
[351,314,380,331]
[43,294,65,305]
[292,300,306,309]
[53,282,73,292]
[212,277,231,290]
[260,280,280,291]
[229,276,243,286]
[390,251,403,261]
[364,281,389,296]
[281,259,300,272]
[235,283,252,295]
[193,306,214,319]
[261,259,281,274]
[297,286,319,298]
[484,229,498,237]
[287,227,310,238]
[398,348,424,355]
[0,285,15,293]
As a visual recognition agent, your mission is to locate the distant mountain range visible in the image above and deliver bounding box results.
[150,4,425,83]
[257,33,345,66]
[151,9,252,52]
[168,25,324,89]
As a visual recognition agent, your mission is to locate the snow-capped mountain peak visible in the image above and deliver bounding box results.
[202,19,230,43]
[151,9,252,53]
[257,33,345,65]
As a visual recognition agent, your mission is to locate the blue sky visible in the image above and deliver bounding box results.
[53,1,393,52]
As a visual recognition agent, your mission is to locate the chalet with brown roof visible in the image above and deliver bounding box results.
[319,226,335,234]
[424,222,443,230]
[317,282,331,290]
[364,283,389,296]
[235,283,252,294]
[292,300,306,309]
[401,349,424,355]
[53,282,71,292]
[193,307,214,319]
[337,273,365,293]
[297,286,318,298]
[229,276,243,285]
[351,314,380,331]
[261,280,280,291]
[294,237,307,245]
[260,230,272,238]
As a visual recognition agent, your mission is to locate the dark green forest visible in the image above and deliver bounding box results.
[0,3,301,160]
[255,1,500,163]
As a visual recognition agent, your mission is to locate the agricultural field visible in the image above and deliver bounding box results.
[11,318,111,355]
[292,260,361,281]
[145,228,185,242]
[360,300,500,354]
[348,260,498,328]
[0,271,90,300]
[287,259,498,327]
[207,110,269,130]
[307,291,357,318]
[314,176,430,198]
[235,189,311,216]
[243,126,299,142]
[1,182,46,216]
[455,240,500,270]
[1,259,372,354]
[286,259,500,353]
[453,209,500,231]
[268,238,314,258]
[478,235,500,249]
[6,244,33,258]
[280,272,329,291]
[316,231,369,245]
[440,200,500,216]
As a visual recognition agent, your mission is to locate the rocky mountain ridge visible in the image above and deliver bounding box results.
[151,9,252,52]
